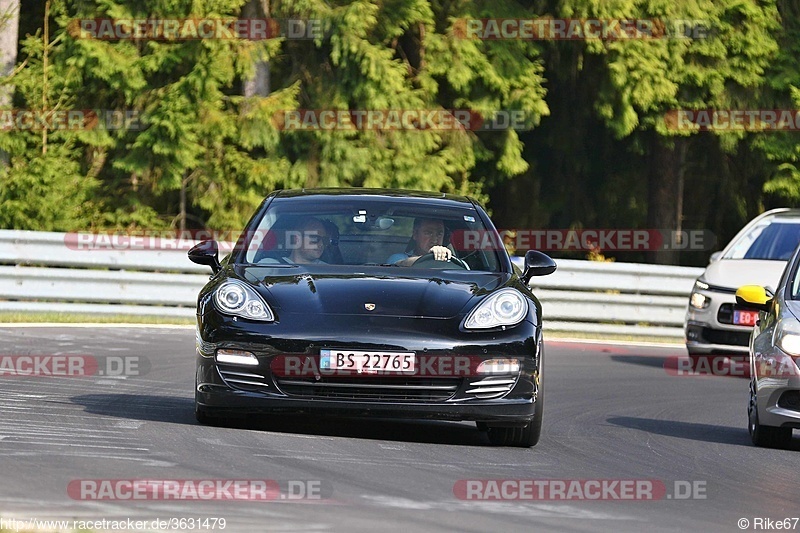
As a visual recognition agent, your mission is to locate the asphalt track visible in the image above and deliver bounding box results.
[0,326,797,533]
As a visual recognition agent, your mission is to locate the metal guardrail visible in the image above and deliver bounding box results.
[0,230,214,318]
[0,230,701,338]
[512,256,702,338]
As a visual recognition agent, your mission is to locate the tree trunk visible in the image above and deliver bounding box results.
[0,0,20,166]
[242,0,270,97]
[41,0,49,155]
[179,170,188,232]
[646,134,686,265]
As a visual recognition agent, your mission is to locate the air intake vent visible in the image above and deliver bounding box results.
[217,365,271,392]
[465,376,517,399]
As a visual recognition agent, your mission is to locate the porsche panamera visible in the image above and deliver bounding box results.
[189,188,556,447]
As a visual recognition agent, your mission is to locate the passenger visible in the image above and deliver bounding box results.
[285,218,330,264]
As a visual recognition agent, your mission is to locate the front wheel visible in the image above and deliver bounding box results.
[195,404,212,424]
[487,417,541,447]
[749,379,792,448]
[488,377,543,448]
[195,404,227,426]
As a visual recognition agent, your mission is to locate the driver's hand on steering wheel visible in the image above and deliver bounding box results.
[429,245,452,261]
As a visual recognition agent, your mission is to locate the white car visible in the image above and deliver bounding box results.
[685,208,800,355]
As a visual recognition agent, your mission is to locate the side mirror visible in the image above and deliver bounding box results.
[522,250,557,284]
[188,240,221,273]
[735,285,772,312]
[709,251,722,263]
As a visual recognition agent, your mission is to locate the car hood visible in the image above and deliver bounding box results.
[701,259,788,291]
[236,266,511,319]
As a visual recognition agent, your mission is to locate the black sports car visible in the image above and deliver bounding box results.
[189,188,556,447]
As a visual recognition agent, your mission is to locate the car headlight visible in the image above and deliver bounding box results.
[689,292,709,309]
[779,335,800,356]
[774,319,800,356]
[694,280,709,290]
[213,280,274,321]
[464,289,528,329]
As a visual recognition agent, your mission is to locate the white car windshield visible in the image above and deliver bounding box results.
[724,219,800,260]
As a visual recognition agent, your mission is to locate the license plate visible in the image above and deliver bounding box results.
[320,349,415,373]
[733,309,759,326]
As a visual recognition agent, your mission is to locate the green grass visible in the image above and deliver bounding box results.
[546,330,683,344]
[0,312,194,325]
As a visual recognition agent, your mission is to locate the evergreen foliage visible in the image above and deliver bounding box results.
[1,0,799,265]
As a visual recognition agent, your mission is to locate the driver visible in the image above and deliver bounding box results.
[388,218,453,266]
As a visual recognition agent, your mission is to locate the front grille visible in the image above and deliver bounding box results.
[274,376,461,402]
[717,303,734,325]
[778,390,800,411]
[701,327,751,347]
[217,364,271,393]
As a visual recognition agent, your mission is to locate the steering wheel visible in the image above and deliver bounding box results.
[411,252,470,270]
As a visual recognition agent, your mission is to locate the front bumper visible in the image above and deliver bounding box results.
[754,348,800,429]
[685,287,752,354]
[195,312,542,426]
[196,387,537,425]
[685,324,750,354]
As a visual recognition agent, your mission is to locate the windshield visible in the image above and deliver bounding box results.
[724,220,800,260]
[238,196,503,272]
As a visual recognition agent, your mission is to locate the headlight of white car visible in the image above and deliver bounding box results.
[464,289,528,329]
[213,280,274,321]
[689,292,709,309]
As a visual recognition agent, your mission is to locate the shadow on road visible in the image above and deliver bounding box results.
[607,415,800,450]
[71,393,197,425]
[609,355,668,370]
[70,393,495,447]
[610,354,751,379]
[240,416,491,447]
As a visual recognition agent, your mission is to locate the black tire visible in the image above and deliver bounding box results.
[487,377,543,448]
[195,404,224,426]
[195,404,210,424]
[749,378,792,448]
[487,420,541,447]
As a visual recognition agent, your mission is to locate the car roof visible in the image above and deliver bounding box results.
[272,188,475,206]
[759,208,800,220]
